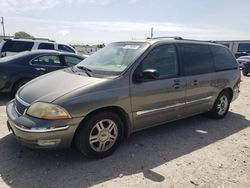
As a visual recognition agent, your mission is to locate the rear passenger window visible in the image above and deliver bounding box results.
[38,43,55,50]
[179,44,214,75]
[58,45,75,53]
[31,55,61,66]
[2,41,34,52]
[210,46,238,71]
[141,44,179,78]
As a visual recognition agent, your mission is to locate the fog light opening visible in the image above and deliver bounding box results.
[37,139,61,146]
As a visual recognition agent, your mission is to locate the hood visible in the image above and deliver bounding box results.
[18,69,103,104]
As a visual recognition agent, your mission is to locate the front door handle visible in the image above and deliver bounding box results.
[191,80,199,86]
[35,68,46,72]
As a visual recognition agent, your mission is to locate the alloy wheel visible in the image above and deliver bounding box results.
[217,95,229,115]
[89,119,118,152]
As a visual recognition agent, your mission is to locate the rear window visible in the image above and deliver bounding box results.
[38,43,55,50]
[210,46,238,71]
[238,43,250,53]
[58,44,75,53]
[179,43,214,75]
[2,40,34,52]
[0,51,29,62]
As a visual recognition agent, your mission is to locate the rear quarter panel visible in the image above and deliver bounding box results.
[209,69,240,104]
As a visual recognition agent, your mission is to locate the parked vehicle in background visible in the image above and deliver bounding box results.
[217,40,250,58]
[236,56,249,67]
[0,50,85,94]
[0,38,77,58]
[6,37,240,158]
[237,56,250,76]
[235,52,248,59]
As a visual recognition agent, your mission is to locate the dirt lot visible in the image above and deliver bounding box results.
[0,76,249,188]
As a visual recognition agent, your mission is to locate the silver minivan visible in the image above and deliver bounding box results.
[6,37,241,158]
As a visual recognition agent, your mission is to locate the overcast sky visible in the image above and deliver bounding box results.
[0,0,250,44]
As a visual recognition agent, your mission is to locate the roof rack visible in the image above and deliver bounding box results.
[176,38,218,43]
[31,38,56,42]
[204,40,217,43]
[150,36,183,40]
[150,37,218,44]
[13,37,56,42]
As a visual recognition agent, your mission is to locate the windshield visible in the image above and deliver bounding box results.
[77,42,150,75]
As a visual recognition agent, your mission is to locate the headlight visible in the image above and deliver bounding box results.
[26,102,71,120]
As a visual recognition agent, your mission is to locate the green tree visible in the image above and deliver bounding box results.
[14,31,34,39]
[97,43,105,48]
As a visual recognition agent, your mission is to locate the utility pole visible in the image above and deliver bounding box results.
[150,27,154,38]
[1,17,5,37]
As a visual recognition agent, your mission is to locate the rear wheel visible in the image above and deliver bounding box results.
[75,111,124,158]
[209,91,231,119]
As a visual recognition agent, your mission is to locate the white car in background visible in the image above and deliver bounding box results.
[0,38,77,57]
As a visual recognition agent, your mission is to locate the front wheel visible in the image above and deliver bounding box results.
[75,111,124,158]
[209,92,231,119]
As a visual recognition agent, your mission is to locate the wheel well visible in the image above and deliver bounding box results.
[220,88,233,101]
[11,78,31,92]
[72,106,131,147]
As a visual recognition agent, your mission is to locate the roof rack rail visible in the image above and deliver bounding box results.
[12,37,56,42]
[148,37,219,44]
[150,36,183,40]
[31,38,56,42]
[178,38,218,43]
[204,40,217,43]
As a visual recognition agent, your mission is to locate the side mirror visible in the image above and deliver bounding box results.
[142,69,160,80]
[134,69,160,83]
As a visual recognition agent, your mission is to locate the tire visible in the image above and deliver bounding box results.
[209,91,231,119]
[75,111,124,159]
[12,79,30,95]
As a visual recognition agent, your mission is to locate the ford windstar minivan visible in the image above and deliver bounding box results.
[6,37,241,158]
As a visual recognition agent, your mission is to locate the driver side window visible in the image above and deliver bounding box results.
[142,44,179,78]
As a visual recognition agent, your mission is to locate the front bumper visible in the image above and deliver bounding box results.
[6,100,83,149]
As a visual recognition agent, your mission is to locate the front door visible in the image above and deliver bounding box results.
[30,54,64,76]
[130,44,186,131]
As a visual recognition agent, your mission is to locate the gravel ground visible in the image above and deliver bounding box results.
[0,76,249,188]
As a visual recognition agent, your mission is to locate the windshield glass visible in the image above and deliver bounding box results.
[77,42,150,75]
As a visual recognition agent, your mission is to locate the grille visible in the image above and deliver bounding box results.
[15,98,29,115]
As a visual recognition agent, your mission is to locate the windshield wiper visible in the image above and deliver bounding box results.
[76,66,92,77]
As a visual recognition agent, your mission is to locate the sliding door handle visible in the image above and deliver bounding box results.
[173,83,180,89]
